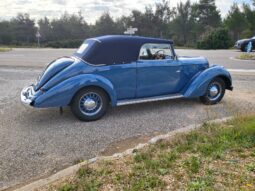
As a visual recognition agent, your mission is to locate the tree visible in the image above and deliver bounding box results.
[192,0,221,27]
[51,12,89,41]
[191,0,221,38]
[38,17,52,42]
[93,12,120,36]
[242,3,255,37]
[122,0,174,38]
[0,21,13,44]
[119,8,157,37]
[1,0,254,49]
[11,13,36,44]
[128,8,156,37]
[224,3,247,40]
[153,0,174,38]
[171,0,192,45]
[197,28,231,49]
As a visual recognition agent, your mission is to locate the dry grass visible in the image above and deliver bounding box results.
[48,114,255,191]
[0,47,12,52]
[236,53,255,60]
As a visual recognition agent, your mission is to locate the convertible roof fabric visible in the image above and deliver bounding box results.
[73,35,173,65]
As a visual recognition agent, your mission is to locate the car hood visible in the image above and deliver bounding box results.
[178,56,209,66]
[35,57,75,91]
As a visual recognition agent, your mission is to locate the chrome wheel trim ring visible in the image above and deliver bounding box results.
[79,92,103,116]
[208,82,222,101]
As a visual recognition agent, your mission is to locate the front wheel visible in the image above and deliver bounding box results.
[200,78,225,105]
[71,88,109,121]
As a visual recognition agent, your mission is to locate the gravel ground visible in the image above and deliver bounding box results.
[0,49,254,190]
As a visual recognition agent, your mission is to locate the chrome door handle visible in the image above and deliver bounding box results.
[176,70,181,73]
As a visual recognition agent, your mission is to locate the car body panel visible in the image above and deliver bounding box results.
[95,62,137,100]
[34,73,117,107]
[136,56,208,97]
[137,59,182,97]
[183,65,232,97]
[35,57,75,91]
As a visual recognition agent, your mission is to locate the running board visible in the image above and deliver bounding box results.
[117,94,183,106]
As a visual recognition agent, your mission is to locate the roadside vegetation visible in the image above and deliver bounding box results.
[0,0,255,49]
[237,53,255,60]
[48,115,255,191]
[0,47,12,52]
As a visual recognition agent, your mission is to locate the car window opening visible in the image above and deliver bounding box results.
[139,43,173,61]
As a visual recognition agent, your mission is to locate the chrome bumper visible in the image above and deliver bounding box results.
[20,85,35,106]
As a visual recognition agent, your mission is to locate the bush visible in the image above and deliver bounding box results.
[45,39,83,48]
[197,28,231,49]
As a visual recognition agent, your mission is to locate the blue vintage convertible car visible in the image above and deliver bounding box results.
[21,35,233,121]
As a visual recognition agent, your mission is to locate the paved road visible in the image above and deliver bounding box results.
[0,49,254,190]
[177,49,255,70]
[0,48,254,69]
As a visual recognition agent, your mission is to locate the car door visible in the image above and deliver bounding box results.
[98,62,137,100]
[136,43,185,98]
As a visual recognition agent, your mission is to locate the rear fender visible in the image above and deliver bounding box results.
[34,74,117,108]
[183,65,232,98]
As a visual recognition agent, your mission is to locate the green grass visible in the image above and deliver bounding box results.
[0,47,12,52]
[237,53,255,60]
[54,115,255,191]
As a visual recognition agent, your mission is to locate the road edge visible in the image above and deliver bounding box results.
[12,116,233,191]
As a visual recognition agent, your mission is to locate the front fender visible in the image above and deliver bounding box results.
[33,74,117,108]
[183,65,232,98]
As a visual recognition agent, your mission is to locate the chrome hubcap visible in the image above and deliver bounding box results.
[208,82,222,101]
[79,92,102,116]
[84,98,96,110]
[209,85,219,97]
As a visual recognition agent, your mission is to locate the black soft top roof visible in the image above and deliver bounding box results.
[73,35,173,65]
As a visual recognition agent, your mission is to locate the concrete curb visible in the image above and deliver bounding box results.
[14,116,233,191]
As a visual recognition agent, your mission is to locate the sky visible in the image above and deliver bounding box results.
[0,0,253,24]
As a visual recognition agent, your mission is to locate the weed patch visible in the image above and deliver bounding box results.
[236,53,255,60]
[0,47,12,52]
[53,115,255,191]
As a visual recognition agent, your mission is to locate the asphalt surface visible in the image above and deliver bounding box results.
[0,48,254,69]
[0,49,254,190]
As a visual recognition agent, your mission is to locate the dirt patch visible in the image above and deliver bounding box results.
[227,90,255,104]
[100,132,161,156]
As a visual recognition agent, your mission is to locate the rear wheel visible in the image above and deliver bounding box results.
[71,88,109,121]
[200,78,225,105]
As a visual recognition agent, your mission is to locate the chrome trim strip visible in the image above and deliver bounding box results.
[89,38,102,43]
[71,56,106,67]
[117,94,183,106]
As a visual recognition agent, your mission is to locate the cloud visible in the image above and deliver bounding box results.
[52,0,67,5]
[0,0,252,23]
